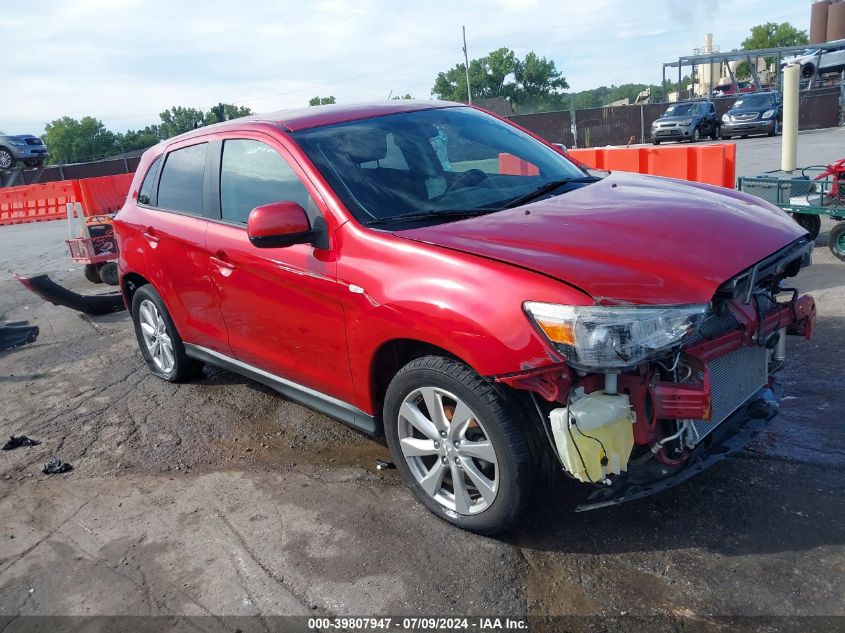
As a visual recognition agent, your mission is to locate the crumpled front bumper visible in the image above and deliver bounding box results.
[576,382,782,511]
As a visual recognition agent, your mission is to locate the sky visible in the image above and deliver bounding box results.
[0,0,808,136]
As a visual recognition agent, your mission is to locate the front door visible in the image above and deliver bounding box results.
[204,135,355,404]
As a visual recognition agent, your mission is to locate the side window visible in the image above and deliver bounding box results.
[220,139,312,225]
[157,143,208,216]
[138,156,162,206]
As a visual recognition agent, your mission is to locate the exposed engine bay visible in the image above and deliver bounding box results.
[498,238,817,509]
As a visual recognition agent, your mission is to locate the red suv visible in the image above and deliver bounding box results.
[114,101,816,533]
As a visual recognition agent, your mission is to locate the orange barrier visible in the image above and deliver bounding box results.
[0,173,133,226]
[0,181,79,225]
[567,144,736,189]
[76,173,134,217]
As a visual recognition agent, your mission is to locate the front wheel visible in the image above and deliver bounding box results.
[710,126,720,140]
[0,148,14,170]
[830,222,845,262]
[131,285,202,382]
[690,127,701,143]
[722,133,732,140]
[383,356,536,534]
[769,120,780,137]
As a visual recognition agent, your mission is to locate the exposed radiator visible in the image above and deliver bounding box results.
[685,345,769,447]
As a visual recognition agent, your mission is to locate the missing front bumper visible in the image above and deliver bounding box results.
[575,383,782,511]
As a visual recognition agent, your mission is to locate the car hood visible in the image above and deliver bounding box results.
[728,107,770,116]
[396,172,807,305]
[3,134,41,142]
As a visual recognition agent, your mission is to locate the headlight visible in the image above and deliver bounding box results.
[10,140,27,147]
[679,119,693,126]
[722,113,730,122]
[762,109,775,119]
[524,303,707,370]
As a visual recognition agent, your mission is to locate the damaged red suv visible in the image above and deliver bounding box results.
[114,101,816,533]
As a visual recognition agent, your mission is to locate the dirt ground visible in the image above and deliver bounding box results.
[1,130,844,631]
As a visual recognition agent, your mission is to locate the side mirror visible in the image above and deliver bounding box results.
[247,201,315,248]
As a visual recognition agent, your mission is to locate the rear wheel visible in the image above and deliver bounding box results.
[383,356,536,534]
[83,264,102,284]
[792,213,821,241]
[131,285,202,382]
[98,262,119,286]
[830,222,845,262]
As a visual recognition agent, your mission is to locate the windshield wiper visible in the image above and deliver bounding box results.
[365,209,497,226]
[502,176,599,209]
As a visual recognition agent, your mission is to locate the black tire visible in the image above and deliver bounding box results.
[722,134,732,140]
[98,262,119,286]
[0,147,14,170]
[383,355,537,534]
[690,127,700,143]
[768,120,780,137]
[130,285,202,382]
[792,213,821,241]
[741,134,749,139]
[84,264,103,284]
[829,222,845,263]
[652,139,661,145]
[710,125,720,140]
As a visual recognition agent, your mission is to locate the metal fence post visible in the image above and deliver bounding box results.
[570,107,577,149]
[640,105,645,144]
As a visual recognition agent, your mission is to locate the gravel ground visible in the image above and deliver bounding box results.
[1,131,844,631]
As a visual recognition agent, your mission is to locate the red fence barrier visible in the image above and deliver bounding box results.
[566,144,736,189]
[0,173,134,226]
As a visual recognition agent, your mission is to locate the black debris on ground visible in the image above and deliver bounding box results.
[42,457,73,475]
[2,435,41,451]
[0,321,40,350]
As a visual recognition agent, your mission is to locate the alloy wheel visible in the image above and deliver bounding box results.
[397,386,499,515]
[0,150,12,170]
[138,299,175,373]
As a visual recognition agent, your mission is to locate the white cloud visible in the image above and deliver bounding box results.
[0,0,808,135]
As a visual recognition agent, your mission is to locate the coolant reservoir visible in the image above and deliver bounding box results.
[549,393,635,483]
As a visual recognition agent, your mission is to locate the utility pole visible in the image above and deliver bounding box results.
[462,25,472,105]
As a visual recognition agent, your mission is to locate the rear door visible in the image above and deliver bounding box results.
[141,139,230,353]
[204,133,354,403]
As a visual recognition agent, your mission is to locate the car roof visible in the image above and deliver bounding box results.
[220,100,460,133]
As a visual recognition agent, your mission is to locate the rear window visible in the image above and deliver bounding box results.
[157,143,207,215]
[137,156,162,206]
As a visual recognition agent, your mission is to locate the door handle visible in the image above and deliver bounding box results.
[143,229,160,248]
[210,255,235,277]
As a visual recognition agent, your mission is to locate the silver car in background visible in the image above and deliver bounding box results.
[0,130,48,169]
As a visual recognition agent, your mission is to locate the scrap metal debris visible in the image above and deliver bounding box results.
[42,457,73,475]
[14,273,125,316]
[0,321,39,350]
[2,436,41,451]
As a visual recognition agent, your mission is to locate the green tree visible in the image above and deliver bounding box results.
[158,106,207,138]
[736,22,809,78]
[432,49,567,108]
[207,102,253,124]
[741,21,808,50]
[391,93,414,100]
[308,96,336,106]
[43,116,119,164]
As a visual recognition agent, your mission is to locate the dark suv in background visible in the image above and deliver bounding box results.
[721,91,782,139]
[651,100,720,144]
